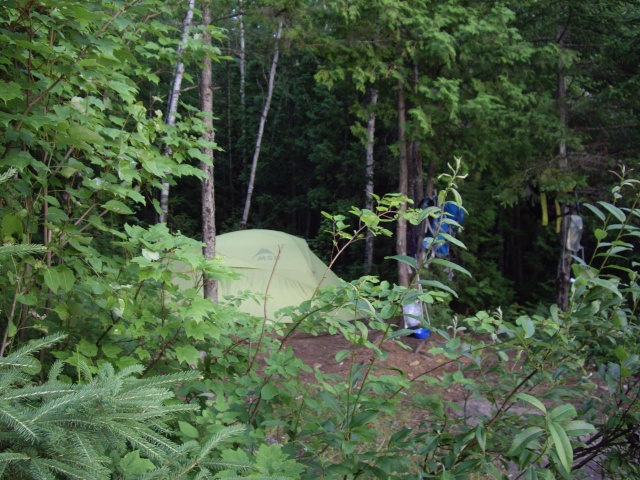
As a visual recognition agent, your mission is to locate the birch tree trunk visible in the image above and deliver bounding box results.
[396,80,411,288]
[364,87,378,275]
[159,0,194,224]
[240,14,283,229]
[200,0,217,302]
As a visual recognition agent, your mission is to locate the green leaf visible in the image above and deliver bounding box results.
[507,426,544,455]
[583,203,605,222]
[261,383,278,401]
[103,200,134,215]
[44,266,75,293]
[0,81,22,103]
[175,345,202,365]
[77,339,98,357]
[1,214,22,237]
[516,316,535,338]
[335,349,351,362]
[562,420,596,437]
[178,421,199,438]
[549,421,573,473]
[119,451,155,475]
[429,258,472,277]
[319,390,344,418]
[516,393,547,413]
[350,409,379,428]
[386,254,417,269]
[549,404,576,422]
[598,201,626,222]
[594,228,607,241]
[68,125,105,145]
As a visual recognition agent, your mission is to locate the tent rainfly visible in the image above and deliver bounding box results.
[174,229,346,321]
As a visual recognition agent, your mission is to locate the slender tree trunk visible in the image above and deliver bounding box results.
[364,87,378,275]
[240,15,283,229]
[239,0,247,170]
[200,0,217,302]
[159,0,194,224]
[396,80,410,288]
[556,23,571,311]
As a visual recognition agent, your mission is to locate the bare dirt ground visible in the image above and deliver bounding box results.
[288,329,465,400]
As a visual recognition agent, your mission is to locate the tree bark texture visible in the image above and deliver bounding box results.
[200,0,217,302]
[364,87,378,275]
[159,0,194,224]
[556,23,571,311]
[396,80,410,288]
[240,15,284,229]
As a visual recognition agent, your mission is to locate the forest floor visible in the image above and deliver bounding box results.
[287,328,603,479]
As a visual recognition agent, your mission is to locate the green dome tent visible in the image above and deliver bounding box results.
[173,229,348,321]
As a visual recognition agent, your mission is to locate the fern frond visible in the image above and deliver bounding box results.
[0,243,47,262]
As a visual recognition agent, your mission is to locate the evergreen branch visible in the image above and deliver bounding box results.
[0,243,46,263]
[0,403,39,443]
[34,457,93,480]
[1,386,77,402]
[0,333,65,364]
[121,369,202,391]
[196,424,246,462]
[30,390,102,423]
[0,452,30,462]
[0,168,16,185]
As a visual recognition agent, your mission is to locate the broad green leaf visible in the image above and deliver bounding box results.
[319,390,344,418]
[261,383,278,401]
[429,258,472,277]
[0,81,22,103]
[350,409,379,428]
[175,345,202,366]
[68,125,105,145]
[594,229,607,241]
[77,339,98,357]
[1,214,22,237]
[516,393,547,413]
[516,316,535,338]
[550,404,576,422]
[583,203,605,222]
[586,277,623,298]
[119,451,155,475]
[335,349,351,362]
[562,420,596,437]
[178,421,199,438]
[549,421,573,473]
[598,201,626,222]
[103,200,134,215]
[101,343,122,359]
[44,268,61,293]
[507,426,544,455]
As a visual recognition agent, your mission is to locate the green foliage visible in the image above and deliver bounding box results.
[0,335,267,480]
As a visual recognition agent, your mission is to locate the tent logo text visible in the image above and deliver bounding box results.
[253,248,277,261]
